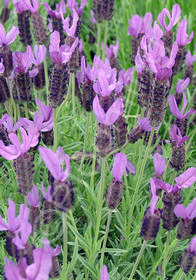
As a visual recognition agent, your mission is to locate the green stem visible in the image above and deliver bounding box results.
[53,108,58,151]
[128,240,147,280]
[162,231,171,280]
[4,100,12,116]
[178,271,185,280]
[125,68,135,110]
[102,21,108,60]
[24,102,28,119]
[71,73,76,119]
[90,121,97,192]
[80,112,90,169]
[44,58,49,105]
[93,158,106,254]
[163,115,172,140]
[128,127,155,223]
[99,210,112,272]
[97,23,101,57]
[62,212,68,269]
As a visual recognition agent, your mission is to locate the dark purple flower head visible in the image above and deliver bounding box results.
[0,23,19,46]
[42,0,66,19]
[100,265,109,280]
[39,146,70,182]
[41,183,52,202]
[33,45,46,66]
[28,185,41,207]
[93,95,124,125]
[186,50,196,66]
[175,78,190,94]
[0,199,29,233]
[49,31,78,64]
[67,0,87,17]
[169,93,196,120]
[174,197,196,220]
[43,238,61,257]
[62,8,79,37]
[13,46,38,77]
[0,126,39,160]
[112,153,135,181]
[169,124,188,147]
[158,4,181,32]
[176,19,194,47]
[153,153,165,176]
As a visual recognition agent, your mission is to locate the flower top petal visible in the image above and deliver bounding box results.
[43,238,61,256]
[175,167,196,189]
[128,15,144,37]
[175,78,190,94]
[13,45,35,73]
[4,257,23,280]
[62,8,79,37]
[153,153,165,176]
[0,58,5,74]
[169,93,196,120]
[41,183,52,202]
[25,247,52,279]
[81,55,99,81]
[67,0,87,17]
[100,265,109,280]
[89,10,96,25]
[33,45,47,66]
[13,0,32,13]
[102,39,119,59]
[39,146,70,182]
[93,95,124,125]
[176,19,194,47]
[3,0,10,7]
[35,99,54,132]
[0,24,19,46]
[42,0,66,19]
[158,4,181,32]
[186,50,196,67]
[135,48,146,74]
[150,194,159,216]
[175,198,196,220]
[189,236,196,253]
[112,152,127,181]
[13,221,32,249]
[28,0,39,13]
[28,185,41,207]
[169,124,188,147]
[138,117,160,131]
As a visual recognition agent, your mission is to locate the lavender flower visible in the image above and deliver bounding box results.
[43,238,61,277]
[176,19,194,47]
[153,153,165,179]
[184,50,196,82]
[180,236,196,274]
[158,4,181,33]
[100,265,109,280]
[175,78,190,95]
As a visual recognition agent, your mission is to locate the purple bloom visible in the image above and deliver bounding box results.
[101,39,119,59]
[175,78,190,94]
[49,31,78,64]
[169,93,196,120]
[100,265,109,280]
[81,55,99,82]
[62,8,79,37]
[89,10,96,25]
[175,167,196,189]
[13,46,38,77]
[93,68,116,96]
[0,58,5,73]
[3,0,10,7]
[0,126,39,160]
[12,0,32,13]
[174,197,196,220]
[0,23,19,46]
[34,99,54,132]
[137,117,160,131]
[28,185,41,207]
[112,152,135,181]
[13,220,32,249]
[186,50,196,66]
[39,146,70,182]
[189,236,196,253]
[0,199,29,233]
[153,153,165,177]
[176,19,194,47]
[43,238,61,256]
[67,0,87,17]
[33,45,47,66]
[93,95,124,125]
[42,0,66,19]
[128,15,144,37]
[115,68,134,94]
[169,124,188,147]
[28,0,39,13]
[158,4,181,32]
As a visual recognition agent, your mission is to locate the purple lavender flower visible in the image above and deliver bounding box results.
[67,0,87,17]
[128,15,145,38]
[175,198,196,220]
[62,8,79,37]
[3,0,9,7]
[169,124,188,147]
[115,68,134,95]
[33,45,46,66]
[186,50,196,67]
[0,24,19,47]
[100,265,109,280]
[158,4,181,33]
[81,55,99,82]
[93,95,124,126]
[35,99,54,132]
[112,152,135,181]
[13,220,32,250]
[12,0,32,13]
[180,236,196,273]
[42,0,66,19]
[175,167,196,189]
[101,39,119,59]
[153,153,165,178]
[28,185,41,207]
[175,78,190,95]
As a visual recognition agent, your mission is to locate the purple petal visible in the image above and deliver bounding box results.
[6,26,19,45]
[104,98,124,126]
[41,183,52,202]
[0,23,7,45]
[93,95,105,123]
[189,236,196,253]
[126,160,136,175]
[25,248,52,279]
[13,222,32,249]
[39,147,63,181]
[100,265,109,280]
[175,167,196,189]
[150,178,157,196]
[175,78,190,94]
[174,204,188,219]
[187,198,196,219]
[153,153,165,176]
[128,15,144,37]
[0,139,19,160]
[158,8,172,32]
[112,153,127,181]
[169,95,182,119]
[150,195,158,215]
[28,185,41,207]
[34,45,47,65]
[171,4,181,26]
[138,117,152,131]
[43,238,61,256]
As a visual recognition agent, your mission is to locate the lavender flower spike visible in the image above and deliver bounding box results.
[39,146,70,182]
[93,95,124,126]
[100,265,109,280]
[176,19,194,47]
[158,4,181,32]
